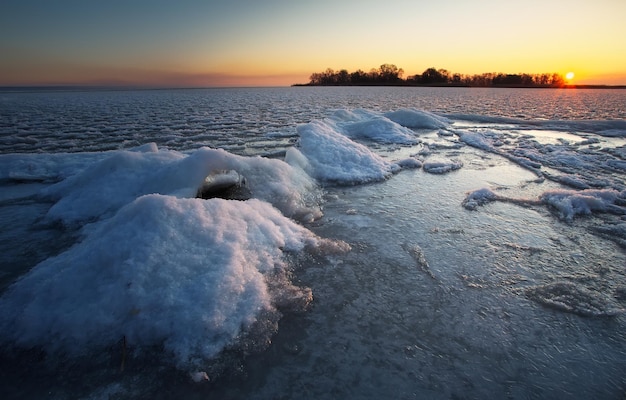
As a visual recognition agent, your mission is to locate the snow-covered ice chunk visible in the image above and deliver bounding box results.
[343,117,419,144]
[423,160,463,174]
[384,108,450,129]
[295,120,394,185]
[42,146,322,224]
[0,143,159,183]
[540,189,625,221]
[456,130,495,151]
[462,188,499,210]
[42,149,185,223]
[395,157,423,169]
[327,109,421,144]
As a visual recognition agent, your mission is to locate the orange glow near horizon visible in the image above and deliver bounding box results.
[1,1,625,87]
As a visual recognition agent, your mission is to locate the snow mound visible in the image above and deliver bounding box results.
[0,194,337,369]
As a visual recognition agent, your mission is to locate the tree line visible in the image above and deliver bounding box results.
[301,64,566,87]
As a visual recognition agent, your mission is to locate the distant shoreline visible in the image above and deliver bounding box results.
[292,83,626,89]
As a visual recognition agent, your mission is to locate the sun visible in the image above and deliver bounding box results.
[565,72,575,80]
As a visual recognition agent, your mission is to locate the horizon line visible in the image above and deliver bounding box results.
[3,84,626,93]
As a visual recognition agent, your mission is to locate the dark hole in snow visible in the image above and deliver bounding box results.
[196,170,252,201]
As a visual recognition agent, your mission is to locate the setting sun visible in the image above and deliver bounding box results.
[566,72,575,80]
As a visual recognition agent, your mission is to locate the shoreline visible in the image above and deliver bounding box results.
[292,83,626,89]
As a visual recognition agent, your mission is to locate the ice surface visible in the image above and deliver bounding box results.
[455,124,626,192]
[0,194,329,369]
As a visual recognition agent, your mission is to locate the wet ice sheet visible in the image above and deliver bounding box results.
[516,129,587,145]
[223,114,624,398]
[241,159,626,399]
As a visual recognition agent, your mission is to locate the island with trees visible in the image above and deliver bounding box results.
[295,64,623,88]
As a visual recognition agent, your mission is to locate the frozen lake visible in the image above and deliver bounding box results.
[0,87,625,399]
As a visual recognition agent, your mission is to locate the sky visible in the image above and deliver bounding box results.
[1,0,625,87]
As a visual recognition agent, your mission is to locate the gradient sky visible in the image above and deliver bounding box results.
[1,0,625,86]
